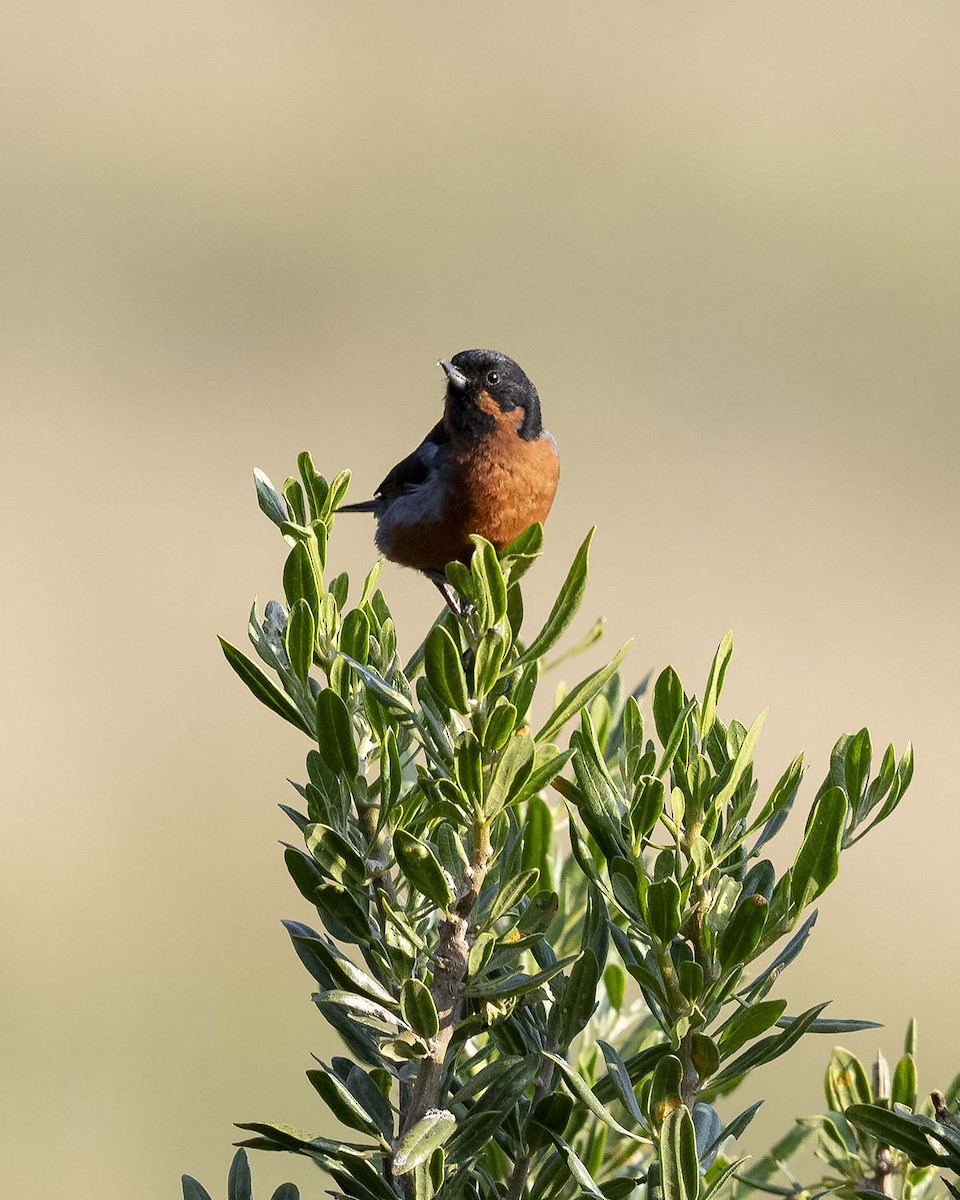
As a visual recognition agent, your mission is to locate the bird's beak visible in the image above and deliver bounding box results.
[437,359,468,392]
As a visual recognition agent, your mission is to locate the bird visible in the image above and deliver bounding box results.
[337,349,560,610]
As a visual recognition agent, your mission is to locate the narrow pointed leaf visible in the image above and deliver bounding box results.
[394,830,455,908]
[700,632,734,738]
[182,1178,214,1200]
[285,599,315,685]
[791,787,846,911]
[219,638,311,734]
[254,468,288,527]
[598,1039,647,1127]
[661,1105,700,1200]
[227,1150,253,1200]
[711,710,767,811]
[315,688,359,777]
[424,625,470,713]
[546,1052,649,1141]
[536,642,631,744]
[393,1111,457,1176]
[401,978,439,1040]
[516,529,595,665]
[711,1003,828,1088]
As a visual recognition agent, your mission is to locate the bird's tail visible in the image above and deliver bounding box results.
[336,499,378,514]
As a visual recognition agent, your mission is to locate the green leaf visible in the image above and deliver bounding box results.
[747,753,804,841]
[740,910,818,1002]
[315,688,359,778]
[487,869,540,922]
[651,1055,684,1127]
[393,1111,457,1176]
[447,1054,522,1108]
[690,1034,720,1081]
[378,728,402,809]
[630,776,665,844]
[474,629,509,698]
[286,924,397,1006]
[891,1052,918,1111]
[717,1000,788,1059]
[283,477,307,526]
[483,699,518,750]
[554,1136,605,1198]
[677,960,704,1004]
[717,895,768,967]
[843,728,873,813]
[700,632,733,738]
[527,1093,574,1150]
[791,786,847,911]
[324,468,353,519]
[559,949,600,1047]
[465,934,495,988]
[516,890,559,935]
[233,1120,375,1159]
[311,990,398,1028]
[597,1039,647,1128]
[305,824,366,889]
[297,451,329,521]
[500,522,544,581]
[307,1063,386,1140]
[776,1015,880,1035]
[285,599,315,685]
[283,541,321,622]
[393,830,455,909]
[604,962,626,1010]
[516,529,594,665]
[424,625,470,713]
[467,954,576,1000]
[656,699,698,780]
[660,1105,700,1200]
[401,979,439,1040]
[445,1108,509,1164]
[519,796,553,894]
[653,666,685,747]
[546,1052,649,1142]
[227,1150,253,1200]
[254,467,288,528]
[271,1184,301,1200]
[340,607,371,667]
[182,1176,214,1200]
[219,638,311,734]
[340,654,415,718]
[470,536,507,628]
[313,883,372,944]
[844,1106,952,1169]
[711,1003,828,1089]
[646,878,682,945]
[484,730,535,817]
[825,1047,873,1111]
[536,642,631,744]
[711,709,767,812]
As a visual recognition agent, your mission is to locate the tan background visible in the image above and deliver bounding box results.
[2,2,958,1196]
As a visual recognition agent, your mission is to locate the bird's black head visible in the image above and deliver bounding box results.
[438,349,543,441]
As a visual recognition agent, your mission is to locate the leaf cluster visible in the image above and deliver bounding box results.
[737,1022,960,1200]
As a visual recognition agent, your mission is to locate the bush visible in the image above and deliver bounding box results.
[184,453,920,1200]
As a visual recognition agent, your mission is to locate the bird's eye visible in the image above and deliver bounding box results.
[486,370,500,387]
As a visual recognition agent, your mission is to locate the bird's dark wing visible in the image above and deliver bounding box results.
[374,421,450,504]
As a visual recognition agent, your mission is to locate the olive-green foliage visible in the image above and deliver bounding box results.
[735,1022,960,1200]
[187,454,914,1200]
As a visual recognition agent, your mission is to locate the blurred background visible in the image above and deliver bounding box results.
[3,1,958,1195]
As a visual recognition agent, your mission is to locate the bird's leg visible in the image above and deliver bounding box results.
[427,572,474,618]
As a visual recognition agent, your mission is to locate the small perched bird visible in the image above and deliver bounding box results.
[338,349,560,608]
